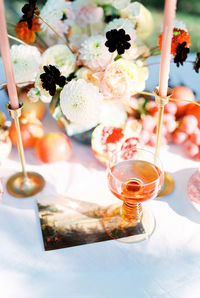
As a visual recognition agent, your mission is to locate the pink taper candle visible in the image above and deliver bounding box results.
[0,0,19,109]
[159,0,177,97]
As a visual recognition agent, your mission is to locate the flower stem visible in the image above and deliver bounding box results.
[0,81,34,89]
[38,15,74,53]
[137,91,200,107]
[150,45,160,53]
[8,34,27,46]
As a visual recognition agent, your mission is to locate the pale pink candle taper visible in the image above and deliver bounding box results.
[154,0,177,164]
[0,0,19,109]
[159,0,177,97]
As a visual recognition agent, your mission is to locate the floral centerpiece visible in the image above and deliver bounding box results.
[11,1,152,136]
[7,0,200,163]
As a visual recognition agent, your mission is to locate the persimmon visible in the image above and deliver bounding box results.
[9,116,44,149]
[19,86,46,120]
[35,132,72,163]
[171,86,194,117]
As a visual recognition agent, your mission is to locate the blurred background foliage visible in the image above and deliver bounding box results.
[4,0,200,52]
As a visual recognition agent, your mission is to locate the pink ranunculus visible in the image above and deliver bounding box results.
[76,5,103,26]
[98,63,130,101]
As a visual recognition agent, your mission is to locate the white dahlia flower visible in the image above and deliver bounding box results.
[79,35,113,71]
[40,0,69,36]
[10,45,41,85]
[41,45,76,77]
[60,79,103,125]
[104,18,136,42]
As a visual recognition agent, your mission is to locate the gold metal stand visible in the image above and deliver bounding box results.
[6,102,45,198]
[153,87,175,197]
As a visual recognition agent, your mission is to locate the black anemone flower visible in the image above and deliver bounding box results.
[105,29,131,55]
[174,42,190,67]
[40,65,66,96]
[20,0,38,29]
[194,52,200,73]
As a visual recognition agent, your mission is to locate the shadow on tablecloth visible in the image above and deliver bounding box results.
[157,167,200,224]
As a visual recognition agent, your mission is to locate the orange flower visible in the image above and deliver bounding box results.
[158,28,191,56]
[15,16,41,44]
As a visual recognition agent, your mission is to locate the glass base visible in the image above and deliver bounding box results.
[157,172,174,197]
[6,171,45,198]
[102,204,156,243]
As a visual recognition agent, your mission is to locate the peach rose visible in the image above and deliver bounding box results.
[97,62,130,101]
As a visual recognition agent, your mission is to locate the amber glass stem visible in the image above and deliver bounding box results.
[121,202,142,223]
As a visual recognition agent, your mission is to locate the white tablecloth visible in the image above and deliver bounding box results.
[0,56,200,298]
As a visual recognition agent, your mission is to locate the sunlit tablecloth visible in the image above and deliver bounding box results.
[0,56,200,298]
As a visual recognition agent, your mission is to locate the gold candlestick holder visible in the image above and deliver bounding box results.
[153,87,175,197]
[6,102,45,198]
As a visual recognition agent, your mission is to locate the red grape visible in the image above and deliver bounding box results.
[173,130,188,144]
[141,115,156,132]
[139,130,150,144]
[164,114,177,133]
[190,129,200,145]
[145,101,158,116]
[179,115,198,135]
[186,143,199,158]
[164,102,177,115]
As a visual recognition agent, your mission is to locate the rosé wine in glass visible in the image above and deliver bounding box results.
[103,148,164,242]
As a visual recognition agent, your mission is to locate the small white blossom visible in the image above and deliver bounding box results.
[10,45,41,85]
[174,20,188,32]
[60,79,103,125]
[27,88,40,102]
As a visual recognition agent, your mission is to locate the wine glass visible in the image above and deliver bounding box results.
[103,148,164,242]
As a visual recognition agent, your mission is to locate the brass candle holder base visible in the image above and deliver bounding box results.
[7,172,45,198]
[6,102,45,198]
[157,172,174,197]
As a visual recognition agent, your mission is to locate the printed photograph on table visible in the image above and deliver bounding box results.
[37,195,151,250]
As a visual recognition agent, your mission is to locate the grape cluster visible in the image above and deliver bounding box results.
[136,87,200,160]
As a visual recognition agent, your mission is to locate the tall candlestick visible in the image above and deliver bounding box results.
[154,0,177,197]
[159,0,177,97]
[0,0,19,109]
[0,1,45,198]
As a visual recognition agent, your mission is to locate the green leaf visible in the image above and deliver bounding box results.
[103,5,120,23]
